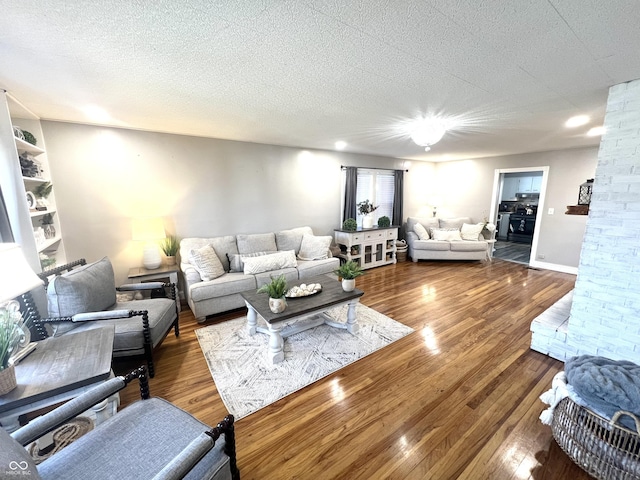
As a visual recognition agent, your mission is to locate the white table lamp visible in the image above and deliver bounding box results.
[132,217,166,270]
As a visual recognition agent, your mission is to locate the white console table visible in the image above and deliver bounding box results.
[334,226,398,270]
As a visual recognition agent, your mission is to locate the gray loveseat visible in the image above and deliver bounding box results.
[406,216,495,262]
[180,226,339,321]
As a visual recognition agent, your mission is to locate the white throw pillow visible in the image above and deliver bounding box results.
[414,222,430,240]
[460,223,485,241]
[190,244,226,281]
[298,234,332,260]
[431,228,462,241]
[227,251,275,273]
[243,250,297,275]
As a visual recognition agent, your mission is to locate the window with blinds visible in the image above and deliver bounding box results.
[356,169,394,226]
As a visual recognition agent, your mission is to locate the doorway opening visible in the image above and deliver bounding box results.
[489,167,549,266]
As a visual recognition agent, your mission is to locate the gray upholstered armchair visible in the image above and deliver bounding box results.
[34,257,179,378]
[0,366,239,480]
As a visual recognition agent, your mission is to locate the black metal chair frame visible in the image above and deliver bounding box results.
[33,259,180,378]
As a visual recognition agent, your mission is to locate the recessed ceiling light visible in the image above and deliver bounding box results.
[82,105,110,123]
[565,115,589,128]
[587,126,605,137]
[334,141,347,151]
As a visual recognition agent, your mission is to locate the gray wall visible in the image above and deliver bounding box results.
[41,121,406,285]
[431,148,598,270]
[40,121,597,285]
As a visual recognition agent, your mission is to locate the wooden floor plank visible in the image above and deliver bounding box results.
[116,258,592,479]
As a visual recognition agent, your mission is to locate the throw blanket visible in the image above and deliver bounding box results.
[539,371,592,425]
[566,355,640,431]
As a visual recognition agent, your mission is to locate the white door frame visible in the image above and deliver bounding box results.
[489,166,550,266]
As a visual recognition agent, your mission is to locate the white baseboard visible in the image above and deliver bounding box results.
[529,260,578,275]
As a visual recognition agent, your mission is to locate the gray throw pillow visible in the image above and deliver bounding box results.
[47,257,117,317]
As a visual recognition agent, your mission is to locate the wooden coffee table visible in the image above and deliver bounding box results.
[0,326,117,433]
[240,275,364,364]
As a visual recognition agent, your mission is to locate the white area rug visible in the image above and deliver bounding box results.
[195,304,414,419]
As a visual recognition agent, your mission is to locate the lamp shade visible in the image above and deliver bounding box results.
[0,243,44,303]
[132,217,166,242]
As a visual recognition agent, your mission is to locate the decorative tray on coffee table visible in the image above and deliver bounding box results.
[285,283,322,299]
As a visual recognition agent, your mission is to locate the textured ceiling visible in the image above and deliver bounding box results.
[1,1,640,161]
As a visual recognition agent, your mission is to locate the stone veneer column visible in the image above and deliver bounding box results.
[566,79,640,363]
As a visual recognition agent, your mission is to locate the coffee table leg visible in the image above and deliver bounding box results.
[346,299,359,334]
[246,302,257,335]
[267,322,285,364]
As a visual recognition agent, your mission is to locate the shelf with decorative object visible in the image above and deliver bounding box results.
[334,226,398,270]
[9,108,66,270]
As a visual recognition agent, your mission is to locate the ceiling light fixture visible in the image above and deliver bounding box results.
[565,115,589,128]
[409,117,447,152]
[334,141,347,151]
[587,126,605,137]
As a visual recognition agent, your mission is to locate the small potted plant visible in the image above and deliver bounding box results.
[257,275,288,313]
[161,236,179,265]
[34,181,53,210]
[40,213,56,239]
[334,260,364,292]
[0,302,26,395]
[342,218,357,231]
[378,216,391,227]
[357,200,378,228]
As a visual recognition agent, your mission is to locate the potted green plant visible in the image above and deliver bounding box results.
[342,218,357,231]
[357,200,378,228]
[34,181,53,210]
[257,275,288,313]
[40,213,56,239]
[378,216,391,227]
[334,260,364,292]
[161,236,179,265]
[0,302,26,395]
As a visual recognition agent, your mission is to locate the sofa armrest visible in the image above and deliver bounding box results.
[406,231,418,246]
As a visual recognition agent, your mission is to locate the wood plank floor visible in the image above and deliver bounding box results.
[117,258,592,480]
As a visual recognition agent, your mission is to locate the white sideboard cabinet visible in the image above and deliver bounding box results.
[334,226,398,270]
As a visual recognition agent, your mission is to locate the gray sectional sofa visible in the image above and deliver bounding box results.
[406,216,495,262]
[180,226,339,321]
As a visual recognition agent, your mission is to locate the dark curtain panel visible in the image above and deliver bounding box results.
[0,187,14,242]
[343,167,358,222]
[392,170,404,226]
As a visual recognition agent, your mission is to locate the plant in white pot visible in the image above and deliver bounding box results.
[161,236,179,265]
[0,302,27,395]
[257,275,288,313]
[357,200,378,229]
[334,260,364,292]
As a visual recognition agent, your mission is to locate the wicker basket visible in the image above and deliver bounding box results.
[396,240,408,262]
[0,363,17,395]
[552,397,640,479]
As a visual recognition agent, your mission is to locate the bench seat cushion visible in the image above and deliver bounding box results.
[297,258,340,278]
[449,241,488,252]
[37,398,232,480]
[412,240,451,252]
[189,273,256,302]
